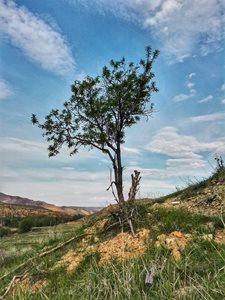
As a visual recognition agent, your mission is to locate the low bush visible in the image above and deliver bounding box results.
[0,227,11,237]
[19,219,33,233]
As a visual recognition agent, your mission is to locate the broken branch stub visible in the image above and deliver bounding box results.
[128,170,141,201]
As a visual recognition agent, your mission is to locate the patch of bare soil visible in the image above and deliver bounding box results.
[156,231,191,261]
[55,249,83,271]
[214,228,225,245]
[55,228,150,271]
[97,228,150,263]
[14,276,47,294]
[84,218,107,235]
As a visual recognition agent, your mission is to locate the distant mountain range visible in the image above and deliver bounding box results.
[0,192,102,216]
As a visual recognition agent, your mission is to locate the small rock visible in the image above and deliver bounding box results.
[171,201,180,205]
[202,234,213,241]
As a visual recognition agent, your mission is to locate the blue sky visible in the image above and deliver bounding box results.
[0,0,225,206]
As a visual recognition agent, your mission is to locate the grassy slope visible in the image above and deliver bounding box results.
[0,170,225,299]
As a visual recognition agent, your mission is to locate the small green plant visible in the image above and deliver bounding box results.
[18,219,33,233]
[0,227,11,238]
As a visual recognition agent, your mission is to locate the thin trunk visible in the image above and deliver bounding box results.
[114,145,124,204]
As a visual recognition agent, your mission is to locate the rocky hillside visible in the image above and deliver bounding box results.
[0,192,95,216]
[152,166,225,216]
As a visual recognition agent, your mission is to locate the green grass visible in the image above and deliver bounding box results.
[0,222,82,285]
[5,238,224,300]
[149,207,224,236]
[1,200,225,299]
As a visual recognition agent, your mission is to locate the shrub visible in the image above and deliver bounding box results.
[0,227,11,237]
[19,219,33,233]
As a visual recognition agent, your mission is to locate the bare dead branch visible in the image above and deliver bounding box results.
[128,170,141,201]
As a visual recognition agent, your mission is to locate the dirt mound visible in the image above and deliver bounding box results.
[98,229,150,263]
[156,231,191,261]
[55,228,150,272]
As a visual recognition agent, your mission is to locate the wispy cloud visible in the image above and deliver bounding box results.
[173,93,192,102]
[0,0,74,75]
[187,112,225,123]
[68,0,225,62]
[172,74,196,102]
[145,126,225,159]
[142,0,225,61]
[198,95,213,103]
[0,79,13,100]
[221,83,225,91]
[221,99,225,104]
[0,136,112,205]
[189,73,196,79]
[187,82,195,89]
[122,146,140,154]
[142,126,225,188]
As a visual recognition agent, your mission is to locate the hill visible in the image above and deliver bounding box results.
[0,168,224,299]
[0,192,95,216]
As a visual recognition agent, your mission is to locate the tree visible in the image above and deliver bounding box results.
[32,46,159,206]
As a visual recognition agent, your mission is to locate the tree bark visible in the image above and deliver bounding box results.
[114,145,125,205]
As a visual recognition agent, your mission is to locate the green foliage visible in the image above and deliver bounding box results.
[19,219,33,233]
[0,214,73,231]
[1,216,21,227]
[32,46,159,158]
[71,214,84,221]
[0,227,11,238]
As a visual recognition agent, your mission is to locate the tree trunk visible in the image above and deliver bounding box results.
[114,146,124,205]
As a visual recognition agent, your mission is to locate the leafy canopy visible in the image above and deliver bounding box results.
[32,46,159,159]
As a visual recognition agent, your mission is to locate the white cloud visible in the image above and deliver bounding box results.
[198,95,213,103]
[70,0,225,61]
[142,126,225,188]
[187,82,195,89]
[143,0,225,61]
[0,79,13,100]
[126,163,211,194]
[221,99,225,104]
[0,136,113,206]
[145,126,225,159]
[0,0,74,75]
[172,72,197,102]
[1,179,111,206]
[173,93,191,102]
[166,158,206,169]
[122,146,140,154]
[189,73,196,79]
[187,112,225,123]
[173,77,196,102]
[221,83,225,91]
[0,137,46,156]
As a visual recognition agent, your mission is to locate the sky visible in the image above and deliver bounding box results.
[0,0,225,207]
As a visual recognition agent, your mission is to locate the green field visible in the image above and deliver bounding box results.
[0,222,82,283]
